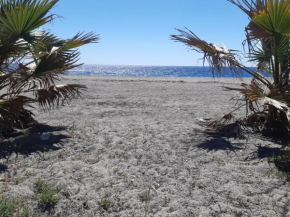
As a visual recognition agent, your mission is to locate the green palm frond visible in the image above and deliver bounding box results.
[249,39,273,70]
[0,0,58,38]
[0,0,59,65]
[0,0,98,137]
[26,49,81,90]
[231,0,290,85]
[33,50,80,75]
[251,0,290,37]
[62,32,99,50]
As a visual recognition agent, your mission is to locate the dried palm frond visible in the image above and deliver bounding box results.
[173,0,290,139]
[171,28,241,76]
[244,104,290,136]
[223,77,290,136]
[198,112,242,136]
[228,0,267,17]
[36,84,87,110]
[224,79,267,103]
[0,96,33,114]
[0,96,35,137]
[202,112,236,129]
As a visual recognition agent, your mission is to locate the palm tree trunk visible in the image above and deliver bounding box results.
[274,52,280,85]
[273,34,280,85]
[237,64,272,87]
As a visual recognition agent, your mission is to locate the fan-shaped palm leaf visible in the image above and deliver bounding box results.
[0,0,99,138]
[0,0,58,38]
[251,0,290,37]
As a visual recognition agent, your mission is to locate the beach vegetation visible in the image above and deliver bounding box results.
[171,0,290,138]
[0,0,99,138]
[0,196,31,217]
[269,150,290,179]
[14,176,27,185]
[98,198,112,211]
[34,179,61,210]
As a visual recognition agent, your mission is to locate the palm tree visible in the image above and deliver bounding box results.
[0,0,99,138]
[171,0,290,136]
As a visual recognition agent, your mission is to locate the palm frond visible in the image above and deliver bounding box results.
[0,0,59,65]
[245,21,272,49]
[224,79,269,102]
[62,32,99,50]
[171,28,241,76]
[228,0,267,17]
[0,66,32,95]
[36,84,86,110]
[0,0,97,138]
[0,95,35,136]
[251,0,290,37]
[0,0,58,38]
[26,49,81,89]
[34,50,80,74]
[198,111,245,137]
[229,1,272,52]
[248,39,273,71]
[0,95,33,112]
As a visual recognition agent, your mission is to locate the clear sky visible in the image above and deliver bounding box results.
[48,0,250,66]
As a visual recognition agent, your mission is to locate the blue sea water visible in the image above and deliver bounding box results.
[67,65,258,78]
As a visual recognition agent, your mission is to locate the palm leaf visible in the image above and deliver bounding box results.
[0,0,98,137]
[228,0,267,17]
[36,84,86,110]
[248,39,273,70]
[62,32,99,50]
[224,80,266,102]
[0,95,33,112]
[33,50,80,74]
[251,0,290,37]
[0,0,58,38]
[171,28,241,76]
[0,95,35,136]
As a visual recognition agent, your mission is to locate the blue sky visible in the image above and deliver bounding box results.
[48,0,250,66]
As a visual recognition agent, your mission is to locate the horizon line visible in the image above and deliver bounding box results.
[80,63,255,68]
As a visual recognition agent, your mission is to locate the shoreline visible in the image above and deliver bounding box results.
[63,75,254,84]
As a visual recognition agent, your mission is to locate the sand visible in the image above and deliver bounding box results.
[0,76,289,217]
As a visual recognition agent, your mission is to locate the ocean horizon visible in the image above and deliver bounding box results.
[67,64,261,78]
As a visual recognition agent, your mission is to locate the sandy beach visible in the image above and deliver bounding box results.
[0,76,289,217]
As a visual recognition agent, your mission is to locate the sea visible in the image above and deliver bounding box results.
[67,65,258,78]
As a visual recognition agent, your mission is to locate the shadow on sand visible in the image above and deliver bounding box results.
[0,163,8,173]
[255,146,290,176]
[197,132,290,179]
[0,123,69,160]
[197,136,243,152]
